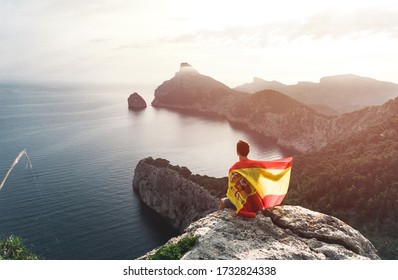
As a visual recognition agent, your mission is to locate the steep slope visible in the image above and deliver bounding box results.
[286,116,398,259]
[224,90,332,152]
[329,96,398,141]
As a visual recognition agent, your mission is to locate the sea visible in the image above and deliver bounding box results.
[0,82,288,260]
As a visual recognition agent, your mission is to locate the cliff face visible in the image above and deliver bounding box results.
[133,158,220,231]
[150,63,398,153]
[223,90,332,152]
[133,157,380,260]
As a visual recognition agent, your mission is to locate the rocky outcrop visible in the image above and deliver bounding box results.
[133,157,380,260]
[140,207,379,260]
[150,63,398,153]
[151,63,238,113]
[133,158,221,231]
[179,62,199,73]
[128,92,147,109]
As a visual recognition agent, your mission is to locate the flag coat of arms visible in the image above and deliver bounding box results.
[226,157,293,217]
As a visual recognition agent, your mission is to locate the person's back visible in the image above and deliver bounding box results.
[228,170,264,217]
[220,140,293,217]
[220,140,262,216]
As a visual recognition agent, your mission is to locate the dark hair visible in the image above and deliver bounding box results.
[237,140,250,157]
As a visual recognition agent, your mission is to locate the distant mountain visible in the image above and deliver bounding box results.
[235,77,286,94]
[152,63,239,112]
[152,63,331,152]
[235,75,398,115]
[151,63,398,153]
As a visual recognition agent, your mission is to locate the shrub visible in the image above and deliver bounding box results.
[148,235,199,260]
[0,235,40,260]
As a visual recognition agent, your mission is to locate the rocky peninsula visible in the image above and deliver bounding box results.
[151,63,398,153]
[133,157,380,260]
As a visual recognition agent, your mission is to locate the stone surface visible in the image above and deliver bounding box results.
[139,208,379,260]
[128,92,147,109]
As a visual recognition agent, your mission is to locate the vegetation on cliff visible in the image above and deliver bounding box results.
[148,235,199,260]
[286,117,398,259]
[142,157,227,199]
[0,235,40,260]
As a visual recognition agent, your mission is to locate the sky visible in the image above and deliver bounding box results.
[1,0,398,88]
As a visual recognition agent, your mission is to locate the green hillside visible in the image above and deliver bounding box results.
[286,117,398,259]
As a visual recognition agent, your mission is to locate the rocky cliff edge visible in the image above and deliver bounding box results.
[133,157,380,260]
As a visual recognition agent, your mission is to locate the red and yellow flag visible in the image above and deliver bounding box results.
[226,157,293,217]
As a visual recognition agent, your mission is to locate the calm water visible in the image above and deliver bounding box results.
[0,82,287,259]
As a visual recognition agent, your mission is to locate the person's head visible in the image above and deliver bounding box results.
[236,140,250,157]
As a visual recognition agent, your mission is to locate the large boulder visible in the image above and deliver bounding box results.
[139,207,379,260]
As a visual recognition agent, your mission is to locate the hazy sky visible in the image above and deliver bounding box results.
[1,0,398,87]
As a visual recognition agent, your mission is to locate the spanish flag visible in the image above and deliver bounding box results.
[226,157,293,217]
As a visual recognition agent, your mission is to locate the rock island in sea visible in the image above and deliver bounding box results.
[128,92,147,109]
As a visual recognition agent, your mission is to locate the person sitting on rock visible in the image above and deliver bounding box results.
[219,140,263,215]
[220,140,293,218]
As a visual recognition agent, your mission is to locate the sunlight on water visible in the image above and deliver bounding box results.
[0,83,290,259]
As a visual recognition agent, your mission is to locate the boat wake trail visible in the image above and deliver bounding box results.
[0,150,32,191]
